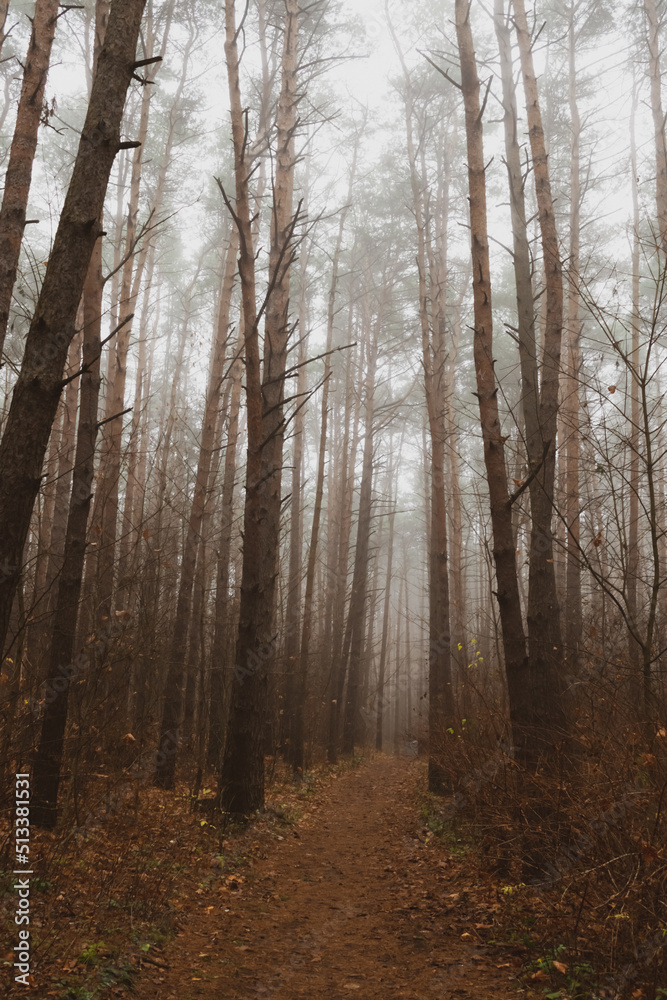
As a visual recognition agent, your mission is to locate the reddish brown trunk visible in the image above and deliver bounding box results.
[0,0,61,360]
[455,0,532,761]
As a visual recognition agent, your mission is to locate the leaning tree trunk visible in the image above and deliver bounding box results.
[30,0,114,829]
[454,0,532,763]
[0,0,61,361]
[0,0,148,662]
[31,243,105,829]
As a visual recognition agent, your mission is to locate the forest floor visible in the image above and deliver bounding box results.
[1,753,551,999]
[131,754,524,1000]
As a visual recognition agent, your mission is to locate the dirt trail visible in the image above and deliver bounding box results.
[136,755,521,1000]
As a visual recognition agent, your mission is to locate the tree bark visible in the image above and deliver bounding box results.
[219,0,300,813]
[513,0,567,745]
[455,0,532,762]
[564,6,582,662]
[0,0,148,662]
[0,0,61,361]
[31,245,105,828]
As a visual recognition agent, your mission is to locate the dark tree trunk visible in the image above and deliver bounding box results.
[220,0,300,813]
[0,0,148,662]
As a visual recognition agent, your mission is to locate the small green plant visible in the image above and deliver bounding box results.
[525,945,597,1000]
[61,988,94,1000]
[78,942,104,966]
[77,940,117,966]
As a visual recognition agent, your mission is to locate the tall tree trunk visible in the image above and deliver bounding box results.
[41,333,81,616]
[342,326,377,756]
[154,230,238,788]
[208,325,244,770]
[327,331,360,761]
[289,154,356,772]
[220,0,300,812]
[376,471,396,751]
[455,0,532,762]
[513,0,567,746]
[564,6,582,663]
[95,41,158,622]
[74,0,111,648]
[0,0,60,361]
[493,0,540,479]
[283,258,309,763]
[30,0,111,824]
[0,0,148,662]
[31,250,105,828]
[215,0,263,808]
[389,6,453,791]
[448,301,466,664]
[644,0,667,252]
[26,395,64,665]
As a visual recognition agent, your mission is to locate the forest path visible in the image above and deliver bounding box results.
[136,754,521,1000]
